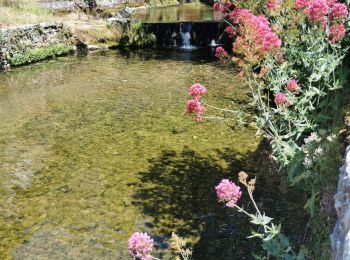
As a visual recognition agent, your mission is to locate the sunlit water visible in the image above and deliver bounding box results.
[0,49,307,259]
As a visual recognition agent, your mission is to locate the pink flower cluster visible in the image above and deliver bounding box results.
[295,0,309,9]
[215,46,229,59]
[287,79,299,92]
[228,8,282,63]
[329,3,349,22]
[295,0,348,43]
[329,23,346,43]
[275,93,287,107]
[307,0,329,24]
[128,232,154,260]
[213,1,232,12]
[274,79,300,108]
[186,83,207,122]
[266,0,281,12]
[224,26,236,38]
[215,179,242,208]
[188,83,207,96]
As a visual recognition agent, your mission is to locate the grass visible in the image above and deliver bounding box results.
[0,0,58,27]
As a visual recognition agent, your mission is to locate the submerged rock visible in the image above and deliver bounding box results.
[331,146,350,259]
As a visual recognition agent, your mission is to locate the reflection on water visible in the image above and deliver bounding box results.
[0,50,307,259]
[131,3,222,23]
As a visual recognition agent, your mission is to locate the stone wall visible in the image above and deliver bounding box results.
[331,145,350,259]
[0,22,72,69]
[39,0,145,12]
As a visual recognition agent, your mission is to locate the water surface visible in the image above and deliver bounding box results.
[0,49,307,259]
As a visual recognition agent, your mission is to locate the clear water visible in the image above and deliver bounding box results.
[0,49,307,259]
[131,3,223,23]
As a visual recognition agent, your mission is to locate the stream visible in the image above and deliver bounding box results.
[0,49,307,259]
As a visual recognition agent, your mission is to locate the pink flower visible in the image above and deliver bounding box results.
[188,83,207,97]
[194,103,206,122]
[215,46,229,59]
[267,0,281,12]
[294,0,309,9]
[225,26,236,37]
[329,3,348,22]
[186,98,206,122]
[215,179,242,208]
[329,23,346,43]
[228,8,282,62]
[213,2,222,12]
[307,0,329,25]
[287,79,299,92]
[128,232,154,260]
[263,32,282,50]
[275,93,287,106]
[186,98,201,113]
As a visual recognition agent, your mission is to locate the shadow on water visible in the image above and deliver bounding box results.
[133,142,308,259]
[115,47,219,63]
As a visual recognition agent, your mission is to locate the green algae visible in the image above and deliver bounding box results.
[8,44,74,67]
[0,50,307,259]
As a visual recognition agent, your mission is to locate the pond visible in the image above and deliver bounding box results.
[0,49,307,259]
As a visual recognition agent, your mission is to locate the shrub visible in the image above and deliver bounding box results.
[121,21,156,48]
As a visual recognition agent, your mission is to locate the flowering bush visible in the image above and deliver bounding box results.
[185,0,349,257]
[198,0,349,166]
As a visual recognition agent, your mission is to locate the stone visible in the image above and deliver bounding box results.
[0,22,73,69]
[331,145,350,259]
[107,16,129,26]
[86,44,100,51]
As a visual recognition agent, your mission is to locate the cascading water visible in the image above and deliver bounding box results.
[209,39,220,47]
[179,23,198,50]
[181,31,191,46]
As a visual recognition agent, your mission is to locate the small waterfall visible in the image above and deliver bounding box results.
[179,23,197,50]
[181,32,191,47]
[209,39,220,47]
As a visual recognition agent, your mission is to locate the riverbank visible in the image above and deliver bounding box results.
[0,0,180,69]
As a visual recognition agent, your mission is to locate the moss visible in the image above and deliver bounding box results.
[8,44,74,66]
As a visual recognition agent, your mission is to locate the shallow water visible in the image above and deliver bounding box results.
[0,49,307,259]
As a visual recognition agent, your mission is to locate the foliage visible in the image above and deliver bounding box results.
[170,233,192,260]
[216,172,306,259]
[188,0,349,257]
[121,21,156,48]
[209,0,349,164]
[8,44,74,66]
[145,0,179,7]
